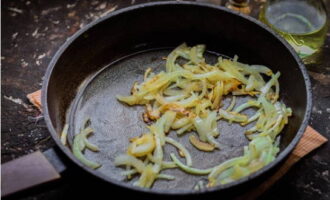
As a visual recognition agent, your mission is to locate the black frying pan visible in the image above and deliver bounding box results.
[2,1,312,198]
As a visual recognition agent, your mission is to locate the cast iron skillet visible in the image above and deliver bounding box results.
[2,1,312,198]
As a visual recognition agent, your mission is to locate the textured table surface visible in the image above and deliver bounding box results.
[2,0,330,199]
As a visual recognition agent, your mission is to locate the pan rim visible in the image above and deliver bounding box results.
[42,1,312,196]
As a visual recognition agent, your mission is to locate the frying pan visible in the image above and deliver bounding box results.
[2,1,312,198]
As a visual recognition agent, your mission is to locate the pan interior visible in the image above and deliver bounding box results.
[68,48,264,191]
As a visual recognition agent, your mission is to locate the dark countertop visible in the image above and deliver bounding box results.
[1,0,329,199]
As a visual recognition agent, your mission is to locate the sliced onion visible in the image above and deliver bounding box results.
[170,153,213,175]
[165,137,192,166]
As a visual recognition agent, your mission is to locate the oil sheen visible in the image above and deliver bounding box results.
[260,1,328,59]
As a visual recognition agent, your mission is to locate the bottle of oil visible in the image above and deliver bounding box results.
[259,0,328,63]
[225,0,251,15]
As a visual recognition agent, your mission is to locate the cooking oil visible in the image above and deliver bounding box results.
[259,0,328,61]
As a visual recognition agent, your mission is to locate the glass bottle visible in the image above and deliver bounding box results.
[226,0,252,15]
[259,0,328,63]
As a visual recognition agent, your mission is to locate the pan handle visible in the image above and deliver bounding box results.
[1,148,67,197]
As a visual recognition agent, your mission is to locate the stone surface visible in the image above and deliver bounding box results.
[2,0,329,199]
